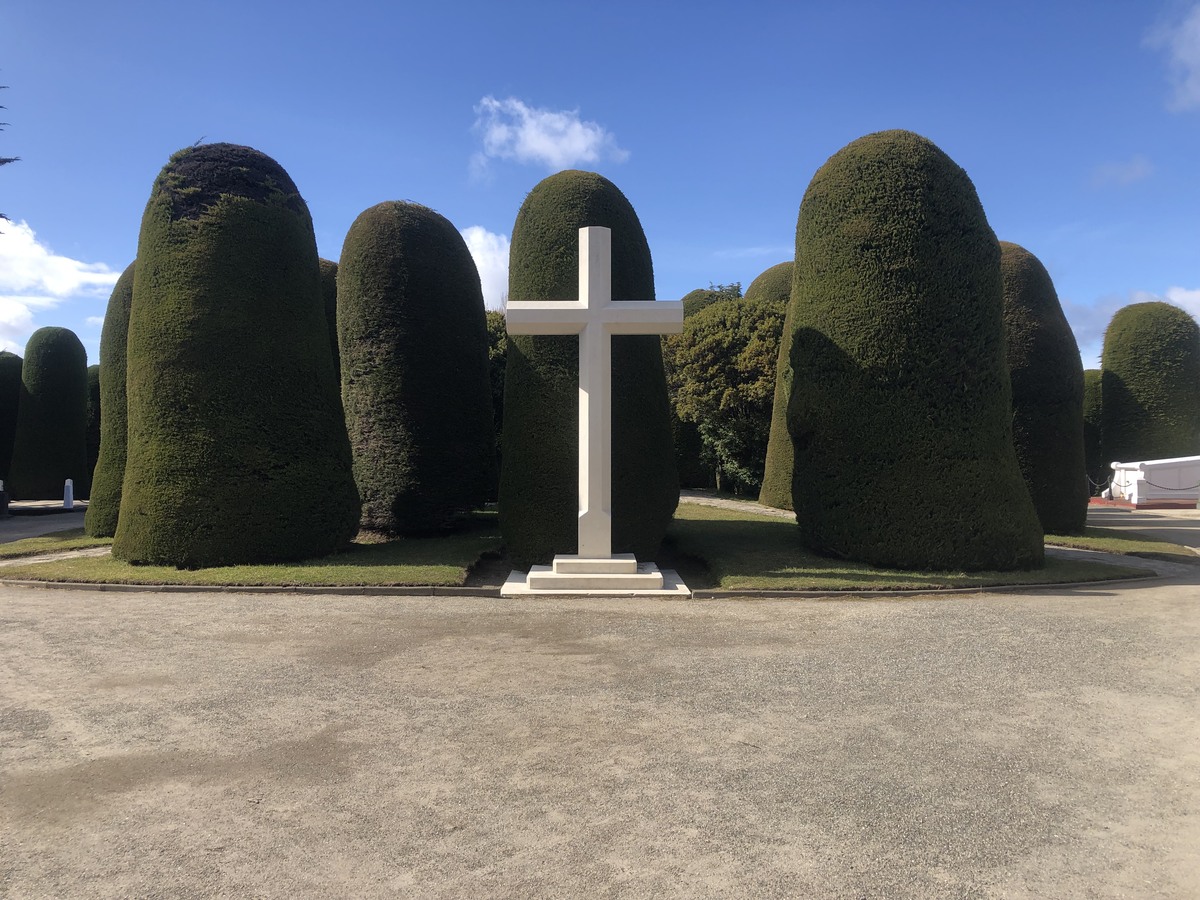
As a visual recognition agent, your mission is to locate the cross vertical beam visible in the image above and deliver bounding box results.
[578,226,612,558]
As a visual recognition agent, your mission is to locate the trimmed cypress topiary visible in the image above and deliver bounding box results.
[999,241,1087,535]
[755,260,799,510]
[0,350,22,483]
[743,261,792,316]
[319,258,340,378]
[680,288,724,318]
[8,327,88,500]
[1082,368,1104,489]
[1100,301,1200,463]
[787,130,1043,571]
[83,364,100,499]
[113,143,360,567]
[338,200,494,533]
[85,261,134,536]
[500,170,678,567]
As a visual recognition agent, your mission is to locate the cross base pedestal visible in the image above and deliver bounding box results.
[501,553,691,597]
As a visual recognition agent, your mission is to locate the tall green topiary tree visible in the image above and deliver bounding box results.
[113,143,360,567]
[8,327,88,500]
[787,130,1043,571]
[318,258,340,379]
[753,261,800,510]
[999,241,1087,534]
[83,364,100,499]
[0,350,22,483]
[500,170,678,567]
[85,261,134,536]
[1082,368,1104,489]
[1100,302,1200,464]
[338,201,494,533]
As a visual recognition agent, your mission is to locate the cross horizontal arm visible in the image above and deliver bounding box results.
[505,300,684,336]
[505,301,588,335]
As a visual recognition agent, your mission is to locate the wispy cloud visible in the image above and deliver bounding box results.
[470,96,629,177]
[1090,154,1154,188]
[460,226,509,310]
[0,220,119,352]
[86,315,105,327]
[1145,3,1200,111]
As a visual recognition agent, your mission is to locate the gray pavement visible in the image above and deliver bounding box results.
[2,569,1199,898]
[0,508,87,544]
[1086,505,1200,549]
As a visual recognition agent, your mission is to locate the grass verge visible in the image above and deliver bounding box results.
[0,528,112,559]
[664,503,1147,591]
[1044,526,1199,563]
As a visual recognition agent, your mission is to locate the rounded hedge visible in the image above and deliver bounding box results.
[113,143,360,567]
[338,201,494,533]
[680,288,724,318]
[8,327,89,500]
[753,260,799,510]
[85,261,135,536]
[999,242,1087,534]
[318,258,340,379]
[1082,368,1104,488]
[1100,302,1200,464]
[500,169,678,567]
[0,350,22,484]
[83,364,100,499]
[786,130,1043,571]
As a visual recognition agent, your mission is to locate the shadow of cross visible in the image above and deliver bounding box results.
[505,226,683,560]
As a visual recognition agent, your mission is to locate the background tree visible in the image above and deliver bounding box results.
[1,85,18,222]
[0,351,22,483]
[665,295,781,494]
[1082,369,1104,489]
[485,309,507,501]
[83,364,100,499]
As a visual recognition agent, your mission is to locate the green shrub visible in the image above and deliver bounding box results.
[7,327,89,500]
[338,201,494,533]
[787,130,1043,571]
[0,350,21,484]
[1082,369,1104,488]
[318,258,340,379]
[113,143,360,567]
[485,309,507,501]
[665,296,781,494]
[1100,302,1200,463]
[85,262,134,536]
[999,242,1087,534]
[751,261,799,510]
[83,364,100,499]
[500,170,678,567]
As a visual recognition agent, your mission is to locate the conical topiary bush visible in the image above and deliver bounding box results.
[0,350,22,485]
[85,261,134,536]
[752,260,799,510]
[338,200,494,533]
[1100,302,1200,464]
[113,142,360,567]
[500,170,678,568]
[8,327,89,500]
[319,258,340,379]
[1082,369,1104,489]
[787,130,1043,571]
[999,241,1087,535]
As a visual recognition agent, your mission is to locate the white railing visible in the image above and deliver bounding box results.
[1109,456,1200,506]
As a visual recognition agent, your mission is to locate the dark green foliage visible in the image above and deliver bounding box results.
[83,364,100,499]
[500,170,678,567]
[8,327,88,500]
[0,350,21,482]
[680,283,740,318]
[85,262,134,536]
[751,261,798,510]
[113,143,360,567]
[485,309,507,501]
[1100,301,1200,463]
[787,130,1043,571]
[339,201,494,533]
[318,258,340,378]
[665,296,781,494]
[1082,369,1104,488]
[1000,242,1087,534]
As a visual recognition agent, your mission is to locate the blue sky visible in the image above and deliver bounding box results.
[1,0,1198,370]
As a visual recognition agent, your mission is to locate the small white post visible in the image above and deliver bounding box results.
[63,478,74,510]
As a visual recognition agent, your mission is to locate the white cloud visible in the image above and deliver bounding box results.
[1090,154,1154,188]
[461,226,510,311]
[86,315,106,327]
[1164,285,1200,317]
[1145,3,1200,111]
[714,245,793,260]
[471,96,629,175]
[0,220,120,349]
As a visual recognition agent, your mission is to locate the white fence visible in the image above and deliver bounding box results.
[1108,456,1200,507]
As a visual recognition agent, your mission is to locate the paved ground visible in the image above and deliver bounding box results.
[0,509,87,544]
[2,562,1199,897]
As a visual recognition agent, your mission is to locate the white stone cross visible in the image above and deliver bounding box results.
[505,226,683,561]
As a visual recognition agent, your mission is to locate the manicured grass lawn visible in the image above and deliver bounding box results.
[0,504,1160,591]
[663,504,1147,591]
[1044,526,1200,563]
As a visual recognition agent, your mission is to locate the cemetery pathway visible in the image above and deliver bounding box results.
[2,569,1198,898]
